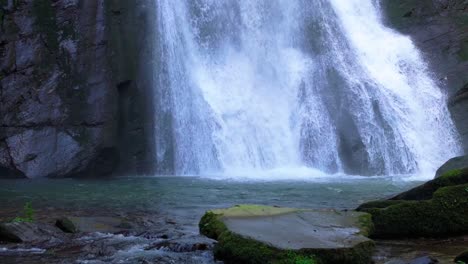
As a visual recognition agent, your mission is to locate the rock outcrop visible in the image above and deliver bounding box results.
[449,86,468,153]
[357,169,468,238]
[435,155,468,177]
[199,205,375,264]
[0,222,65,243]
[0,0,156,178]
[380,0,468,152]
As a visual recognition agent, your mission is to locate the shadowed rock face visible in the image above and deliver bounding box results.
[380,0,468,153]
[0,0,156,178]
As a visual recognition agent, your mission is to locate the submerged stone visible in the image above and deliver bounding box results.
[199,205,374,264]
[64,217,132,233]
[55,217,78,233]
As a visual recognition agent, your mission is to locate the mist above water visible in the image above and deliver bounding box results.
[153,0,460,179]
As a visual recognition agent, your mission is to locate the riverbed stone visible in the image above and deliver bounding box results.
[408,256,439,264]
[199,205,374,264]
[145,235,216,252]
[0,222,65,243]
[65,217,132,233]
[56,217,78,234]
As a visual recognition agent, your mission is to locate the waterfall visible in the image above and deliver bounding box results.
[153,0,461,178]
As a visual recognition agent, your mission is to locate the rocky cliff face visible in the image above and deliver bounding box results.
[380,0,468,153]
[0,0,155,178]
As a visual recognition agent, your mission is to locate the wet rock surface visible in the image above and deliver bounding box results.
[0,0,115,178]
[380,0,468,151]
[0,222,66,244]
[0,0,156,178]
[0,203,466,264]
[0,208,218,264]
[374,236,467,264]
[200,205,374,264]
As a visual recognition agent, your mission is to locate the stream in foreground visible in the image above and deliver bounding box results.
[0,176,465,263]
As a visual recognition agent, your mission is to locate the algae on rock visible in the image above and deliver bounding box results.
[199,205,375,264]
[358,169,468,238]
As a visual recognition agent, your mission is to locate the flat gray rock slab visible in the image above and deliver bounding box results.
[222,209,371,250]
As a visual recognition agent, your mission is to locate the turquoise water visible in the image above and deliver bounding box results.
[0,176,421,224]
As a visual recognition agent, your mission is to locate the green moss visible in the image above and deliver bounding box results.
[357,213,374,237]
[390,168,468,200]
[199,211,228,240]
[12,202,34,223]
[210,204,299,218]
[367,184,468,238]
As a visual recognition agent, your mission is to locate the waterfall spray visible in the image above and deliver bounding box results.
[154,0,461,178]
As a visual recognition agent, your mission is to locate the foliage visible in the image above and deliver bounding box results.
[12,202,34,223]
[286,251,317,264]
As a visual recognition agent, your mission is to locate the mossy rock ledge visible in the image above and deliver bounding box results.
[357,169,468,238]
[199,205,375,264]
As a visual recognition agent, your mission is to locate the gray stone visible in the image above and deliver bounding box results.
[0,0,156,178]
[66,217,133,233]
[0,222,65,243]
[223,210,372,250]
[145,235,216,252]
[200,205,374,264]
[449,87,468,153]
[56,217,78,234]
[408,256,438,264]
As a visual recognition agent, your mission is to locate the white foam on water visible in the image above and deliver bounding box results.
[154,0,461,180]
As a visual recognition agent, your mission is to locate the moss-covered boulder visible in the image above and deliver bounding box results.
[55,217,78,234]
[389,168,468,201]
[455,250,468,263]
[436,156,468,178]
[358,184,468,238]
[199,205,374,264]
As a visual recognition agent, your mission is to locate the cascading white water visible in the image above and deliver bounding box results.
[154,0,461,178]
